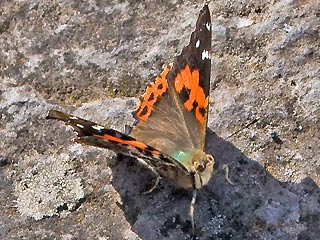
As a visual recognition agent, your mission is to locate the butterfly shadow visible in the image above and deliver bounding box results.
[108,128,320,240]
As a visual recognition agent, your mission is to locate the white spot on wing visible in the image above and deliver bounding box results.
[201,50,211,60]
[205,22,211,31]
[76,124,84,129]
[69,116,78,120]
[92,125,105,131]
[67,126,79,136]
[195,39,200,48]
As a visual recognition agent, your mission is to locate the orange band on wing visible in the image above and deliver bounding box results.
[93,133,161,155]
[136,65,171,121]
[174,65,208,124]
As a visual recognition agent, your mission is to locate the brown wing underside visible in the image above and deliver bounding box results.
[47,110,198,188]
[131,5,212,157]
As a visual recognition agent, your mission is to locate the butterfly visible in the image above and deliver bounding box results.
[47,4,213,233]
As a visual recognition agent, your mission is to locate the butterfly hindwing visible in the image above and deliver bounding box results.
[131,5,211,158]
[47,110,190,171]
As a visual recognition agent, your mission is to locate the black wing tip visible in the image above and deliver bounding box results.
[200,4,210,17]
[46,109,99,136]
[202,4,210,12]
[46,109,69,121]
[195,5,211,37]
[198,4,211,27]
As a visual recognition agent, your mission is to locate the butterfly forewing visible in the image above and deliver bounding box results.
[131,5,211,157]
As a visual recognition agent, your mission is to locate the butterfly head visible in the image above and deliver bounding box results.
[192,151,215,189]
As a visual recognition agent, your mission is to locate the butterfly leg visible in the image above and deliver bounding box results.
[190,189,197,236]
[142,173,160,194]
[141,164,161,194]
[222,164,235,185]
[124,124,132,135]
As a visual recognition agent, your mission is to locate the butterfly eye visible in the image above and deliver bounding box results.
[195,161,206,172]
[198,164,206,172]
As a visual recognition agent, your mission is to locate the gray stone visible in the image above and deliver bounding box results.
[0,0,319,239]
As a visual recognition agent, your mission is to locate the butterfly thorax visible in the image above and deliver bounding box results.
[153,149,214,190]
[176,149,214,189]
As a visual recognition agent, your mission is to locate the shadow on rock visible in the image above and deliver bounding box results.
[108,128,320,240]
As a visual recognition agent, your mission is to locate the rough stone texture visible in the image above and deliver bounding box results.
[0,0,319,239]
[15,152,84,220]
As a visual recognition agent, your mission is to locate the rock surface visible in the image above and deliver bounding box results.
[1,0,319,239]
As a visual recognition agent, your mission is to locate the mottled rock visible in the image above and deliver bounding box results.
[1,0,319,239]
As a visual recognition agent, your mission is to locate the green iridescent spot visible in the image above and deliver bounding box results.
[173,151,190,163]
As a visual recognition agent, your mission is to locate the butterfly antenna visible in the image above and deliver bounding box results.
[222,164,236,185]
[190,189,197,236]
[226,117,260,139]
